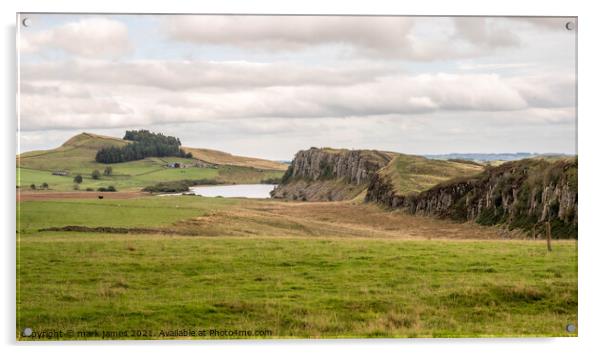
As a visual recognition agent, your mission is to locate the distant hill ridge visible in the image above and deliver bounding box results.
[424,152,574,162]
[19,132,288,172]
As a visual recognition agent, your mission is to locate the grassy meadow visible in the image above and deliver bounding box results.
[17,133,285,192]
[379,154,484,195]
[16,195,578,339]
[17,163,283,192]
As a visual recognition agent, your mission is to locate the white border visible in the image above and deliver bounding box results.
[3,1,600,353]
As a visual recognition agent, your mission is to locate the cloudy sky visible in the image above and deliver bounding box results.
[18,14,576,160]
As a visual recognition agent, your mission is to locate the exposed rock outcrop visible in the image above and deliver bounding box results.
[366,158,578,238]
[271,148,394,201]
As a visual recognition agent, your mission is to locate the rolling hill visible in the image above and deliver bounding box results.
[17,132,285,192]
[182,147,288,171]
[271,147,483,201]
[375,154,484,195]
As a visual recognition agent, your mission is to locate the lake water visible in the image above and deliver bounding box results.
[189,184,277,198]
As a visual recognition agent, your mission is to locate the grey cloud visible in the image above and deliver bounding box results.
[453,18,521,49]
[507,75,576,108]
[19,68,573,131]
[162,16,474,60]
[163,16,415,54]
[162,16,537,60]
[21,60,394,91]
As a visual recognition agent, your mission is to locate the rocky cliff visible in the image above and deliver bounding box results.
[271,148,395,201]
[366,158,578,238]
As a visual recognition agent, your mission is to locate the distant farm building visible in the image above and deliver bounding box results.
[52,170,69,176]
[166,162,181,168]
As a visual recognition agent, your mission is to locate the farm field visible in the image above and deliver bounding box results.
[17,133,286,192]
[17,195,578,339]
[17,163,283,192]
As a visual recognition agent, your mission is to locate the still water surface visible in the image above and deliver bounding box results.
[189,184,276,198]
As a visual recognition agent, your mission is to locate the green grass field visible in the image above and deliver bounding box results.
[17,197,236,232]
[16,196,578,339]
[17,133,285,192]
[17,164,282,192]
[379,155,484,195]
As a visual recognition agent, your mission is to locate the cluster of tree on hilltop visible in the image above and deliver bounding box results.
[95,130,192,163]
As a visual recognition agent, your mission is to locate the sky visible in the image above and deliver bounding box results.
[17,14,577,160]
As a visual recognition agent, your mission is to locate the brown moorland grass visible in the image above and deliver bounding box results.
[171,199,525,240]
[183,147,288,171]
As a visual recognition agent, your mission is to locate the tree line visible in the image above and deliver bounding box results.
[95,130,192,163]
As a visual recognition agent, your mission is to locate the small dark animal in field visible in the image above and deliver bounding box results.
[98,195,104,199]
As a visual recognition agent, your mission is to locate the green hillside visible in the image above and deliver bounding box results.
[183,147,288,171]
[377,154,484,195]
[17,133,284,192]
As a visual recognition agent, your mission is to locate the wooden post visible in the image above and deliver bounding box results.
[546,221,552,252]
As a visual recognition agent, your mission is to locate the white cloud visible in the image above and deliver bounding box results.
[453,18,521,49]
[160,16,557,60]
[19,17,131,58]
[17,15,577,156]
[162,16,496,60]
[19,57,574,131]
[163,16,416,56]
[21,59,393,90]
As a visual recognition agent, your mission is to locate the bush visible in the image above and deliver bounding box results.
[107,186,116,192]
[143,179,222,193]
[260,177,282,184]
[29,184,36,190]
[73,175,83,184]
[85,187,94,191]
[103,166,113,176]
[41,182,49,189]
[91,170,101,179]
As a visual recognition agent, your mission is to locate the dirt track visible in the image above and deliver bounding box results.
[17,191,148,201]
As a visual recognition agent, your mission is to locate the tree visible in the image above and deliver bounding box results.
[107,185,116,192]
[96,130,185,163]
[103,166,113,176]
[41,182,49,189]
[91,170,101,180]
[29,184,36,190]
[73,175,83,184]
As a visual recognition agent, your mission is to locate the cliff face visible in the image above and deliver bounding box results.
[366,158,578,238]
[271,148,394,201]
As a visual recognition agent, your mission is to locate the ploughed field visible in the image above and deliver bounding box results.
[17,195,577,339]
